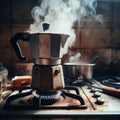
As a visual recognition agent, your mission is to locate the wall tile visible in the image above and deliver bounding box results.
[0,27,12,65]
[78,49,112,63]
[11,0,38,25]
[0,0,11,25]
[81,28,112,49]
[113,0,120,28]
[11,25,30,35]
[97,0,113,28]
[111,29,120,49]
[0,27,11,48]
[81,0,113,28]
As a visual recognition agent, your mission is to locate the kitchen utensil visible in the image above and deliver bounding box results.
[11,32,69,65]
[63,56,99,80]
[63,62,95,79]
[90,85,120,99]
[11,32,69,91]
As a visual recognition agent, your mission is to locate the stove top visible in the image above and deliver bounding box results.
[0,77,120,118]
[94,75,120,89]
[2,86,87,110]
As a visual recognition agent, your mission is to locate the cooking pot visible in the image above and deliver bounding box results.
[63,56,99,80]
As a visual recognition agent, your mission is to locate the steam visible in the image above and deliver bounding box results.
[28,0,100,55]
[69,52,81,62]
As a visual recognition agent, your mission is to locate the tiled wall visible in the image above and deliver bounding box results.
[0,0,120,76]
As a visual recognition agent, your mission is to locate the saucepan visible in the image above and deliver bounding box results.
[63,56,99,80]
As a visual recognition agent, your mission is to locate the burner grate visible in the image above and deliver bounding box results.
[3,86,87,110]
[94,75,120,89]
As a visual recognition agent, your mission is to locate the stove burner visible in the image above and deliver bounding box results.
[94,76,120,89]
[32,90,63,105]
[3,86,87,110]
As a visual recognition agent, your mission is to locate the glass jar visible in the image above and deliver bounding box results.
[0,62,8,92]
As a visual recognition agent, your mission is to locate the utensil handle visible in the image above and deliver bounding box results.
[102,88,120,98]
[11,33,30,61]
[90,55,99,64]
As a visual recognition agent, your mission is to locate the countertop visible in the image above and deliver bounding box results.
[0,109,120,119]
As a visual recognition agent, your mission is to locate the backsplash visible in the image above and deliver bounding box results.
[0,0,120,77]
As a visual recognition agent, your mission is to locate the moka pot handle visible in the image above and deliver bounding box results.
[11,32,30,61]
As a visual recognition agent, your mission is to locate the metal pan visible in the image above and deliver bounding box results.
[63,56,99,80]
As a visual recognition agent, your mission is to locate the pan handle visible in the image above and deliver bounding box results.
[90,55,99,64]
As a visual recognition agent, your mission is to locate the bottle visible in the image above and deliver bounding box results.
[0,62,8,92]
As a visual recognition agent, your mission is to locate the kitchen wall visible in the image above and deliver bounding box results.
[0,0,120,77]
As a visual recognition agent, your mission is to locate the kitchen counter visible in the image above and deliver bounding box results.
[0,109,120,119]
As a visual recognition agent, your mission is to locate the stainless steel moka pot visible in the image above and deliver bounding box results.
[11,30,69,91]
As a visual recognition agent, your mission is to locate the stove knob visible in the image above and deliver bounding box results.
[95,97,104,105]
[92,92,101,98]
[87,86,91,89]
[90,88,96,93]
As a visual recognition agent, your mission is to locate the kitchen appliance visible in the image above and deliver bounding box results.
[0,63,120,118]
[0,76,120,117]
[3,86,87,109]
[11,32,69,91]
[94,75,120,89]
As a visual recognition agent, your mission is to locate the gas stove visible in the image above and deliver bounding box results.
[0,77,120,119]
[2,86,87,110]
